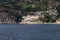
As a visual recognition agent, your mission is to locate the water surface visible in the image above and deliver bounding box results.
[0,24,60,40]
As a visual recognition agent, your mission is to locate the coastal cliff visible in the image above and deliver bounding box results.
[0,0,60,24]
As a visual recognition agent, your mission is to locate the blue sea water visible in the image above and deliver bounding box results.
[0,24,60,40]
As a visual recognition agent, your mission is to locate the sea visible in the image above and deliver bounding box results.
[0,24,60,40]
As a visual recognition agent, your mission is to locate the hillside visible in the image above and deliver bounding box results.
[0,0,60,24]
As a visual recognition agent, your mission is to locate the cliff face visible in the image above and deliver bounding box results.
[0,5,23,24]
